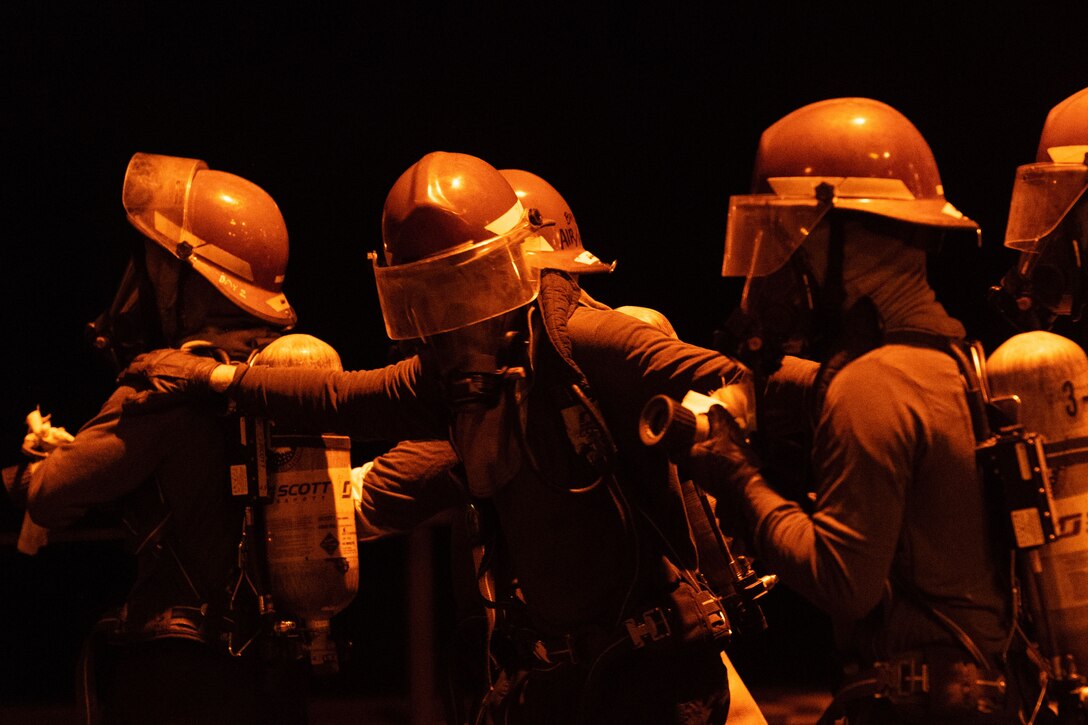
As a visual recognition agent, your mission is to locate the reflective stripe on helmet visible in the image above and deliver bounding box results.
[484,199,525,236]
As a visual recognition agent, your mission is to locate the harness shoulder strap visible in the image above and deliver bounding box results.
[882,330,993,443]
[864,332,1000,667]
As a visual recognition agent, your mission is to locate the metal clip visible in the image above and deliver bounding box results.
[533,634,578,665]
[624,607,671,648]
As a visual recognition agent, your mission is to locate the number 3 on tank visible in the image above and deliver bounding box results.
[1062,379,1077,417]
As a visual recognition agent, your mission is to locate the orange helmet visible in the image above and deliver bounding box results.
[122,152,296,327]
[723,97,978,278]
[499,168,614,277]
[372,152,539,340]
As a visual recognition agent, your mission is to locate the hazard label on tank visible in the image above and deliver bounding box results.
[320,532,339,554]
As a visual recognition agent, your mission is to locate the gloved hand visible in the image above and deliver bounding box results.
[21,407,74,460]
[117,349,228,411]
[685,404,763,501]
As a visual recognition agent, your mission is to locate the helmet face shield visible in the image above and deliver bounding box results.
[723,194,830,278]
[372,228,537,340]
[122,153,208,246]
[1004,163,1088,251]
[724,174,977,279]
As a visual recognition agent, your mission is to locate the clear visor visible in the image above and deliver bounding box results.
[722,195,831,277]
[122,153,208,249]
[372,226,538,340]
[1005,163,1088,251]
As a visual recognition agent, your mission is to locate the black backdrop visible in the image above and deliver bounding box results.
[3,2,1086,711]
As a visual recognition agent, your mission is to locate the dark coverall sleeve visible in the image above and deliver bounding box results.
[234,359,466,539]
[354,439,466,541]
[27,385,183,528]
[739,357,919,619]
[759,355,820,433]
[567,305,748,451]
[754,355,821,502]
[234,355,448,442]
[566,306,751,569]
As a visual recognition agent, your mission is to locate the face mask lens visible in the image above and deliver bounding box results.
[724,258,816,375]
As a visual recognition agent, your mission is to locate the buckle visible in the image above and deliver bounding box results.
[875,657,929,698]
[624,607,671,649]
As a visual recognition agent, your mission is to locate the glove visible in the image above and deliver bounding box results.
[21,407,75,460]
[117,349,226,411]
[686,404,763,500]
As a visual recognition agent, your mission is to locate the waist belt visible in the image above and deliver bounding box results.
[817,649,1009,724]
[528,605,676,667]
[525,582,731,668]
[529,625,619,667]
[101,604,228,647]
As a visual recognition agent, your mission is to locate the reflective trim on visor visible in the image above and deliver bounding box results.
[1004,163,1088,251]
[722,195,830,277]
[372,228,538,340]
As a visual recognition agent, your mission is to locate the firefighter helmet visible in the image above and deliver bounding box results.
[997,88,1088,323]
[498,168,614,277]
[986,330,1088,681]
[122,152,296,327]
[372,151,539,340]
[723,97,978,278]
[1004,87,1088,252]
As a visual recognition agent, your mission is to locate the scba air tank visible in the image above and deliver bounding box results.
[987,330,1088,682]
[265,433,358,670]
[249,334,359,672]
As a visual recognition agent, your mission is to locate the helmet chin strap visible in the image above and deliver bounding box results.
[810,210,846,359]
[808,208,887,407]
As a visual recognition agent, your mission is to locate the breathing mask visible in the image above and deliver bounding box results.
[432,309,533,498]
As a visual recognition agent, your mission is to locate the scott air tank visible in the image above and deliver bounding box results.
[986,330,1088,684]
[249,334,359,673]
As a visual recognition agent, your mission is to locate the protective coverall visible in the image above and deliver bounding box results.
[205,272,745,724]
[27,329,305,725]
[718,242,1031,724]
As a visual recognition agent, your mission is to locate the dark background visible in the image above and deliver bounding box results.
[2,2,1086,715]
